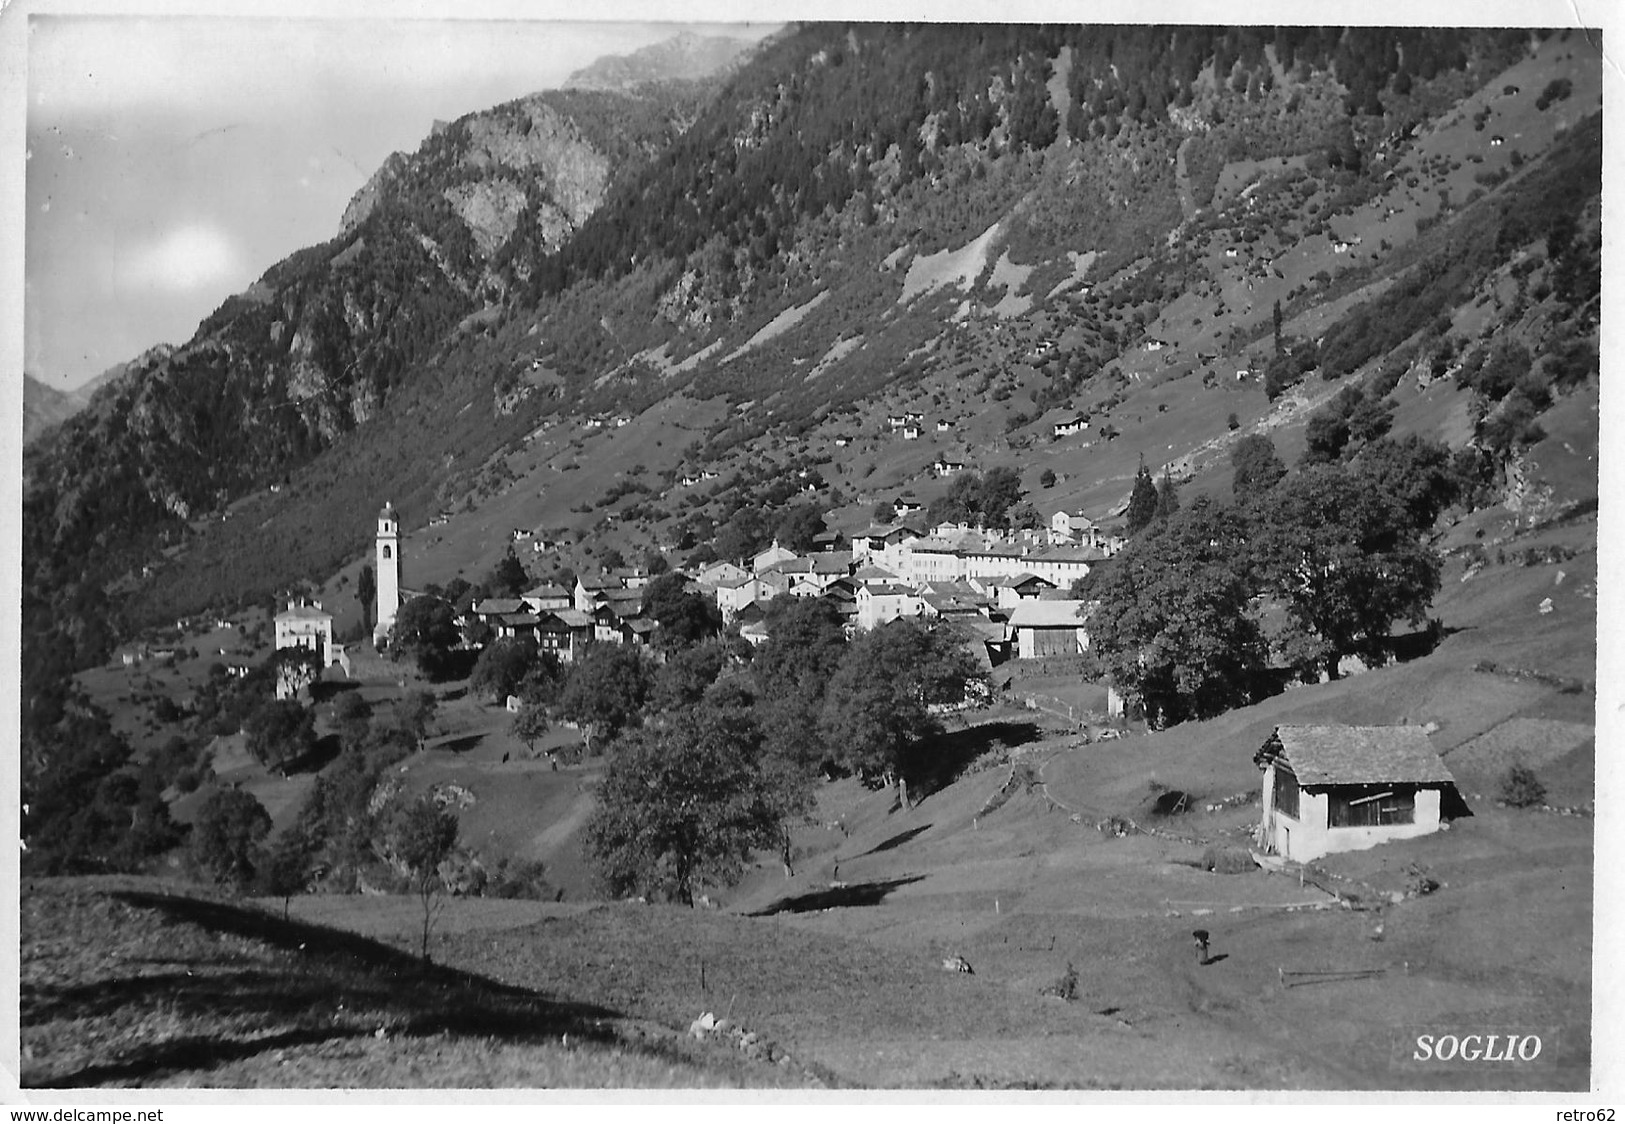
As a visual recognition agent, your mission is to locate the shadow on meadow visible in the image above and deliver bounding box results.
[750,875,927,916]
[903,719,1044,800]
[21,883,629,1088]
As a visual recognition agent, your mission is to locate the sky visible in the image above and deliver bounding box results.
[19,9,782,390]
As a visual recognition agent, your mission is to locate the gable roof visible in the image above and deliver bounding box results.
[473,598,527,617]
[1260,725,1456,787]
[1007,600,1088,628]
[276,604,332,622]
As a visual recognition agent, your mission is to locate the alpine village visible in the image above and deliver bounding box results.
[19,24,1602,1092]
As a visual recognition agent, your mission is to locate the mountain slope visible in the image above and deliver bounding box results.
[564,30,759,91]
[21,25,1601,721]
[22,375,87,446]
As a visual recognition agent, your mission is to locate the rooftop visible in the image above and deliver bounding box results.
[1260,725,1457,787]
[1006,600,1089,628]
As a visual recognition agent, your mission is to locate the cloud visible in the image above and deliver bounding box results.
[117,223,247,293]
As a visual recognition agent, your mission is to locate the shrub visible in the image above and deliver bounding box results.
[1040,962,1080,1001]
[1499,761,1547,807]
[1201,846,1257,874]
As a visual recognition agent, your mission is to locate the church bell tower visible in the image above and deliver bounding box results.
[375,502,401,643]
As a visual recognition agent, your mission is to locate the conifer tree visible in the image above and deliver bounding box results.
[1155,467,1181,522]
[1125,460,1159,535]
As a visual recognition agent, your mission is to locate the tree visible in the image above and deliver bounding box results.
[487,548,529,598]
[977,466,1024,528]
[754,598,848,706]
[388,595,461,679]
[386,795,459,963]
[244,698,317,772]
[775,502,828,553]
[1039,468,1057,488]
[753,598,849,774]
[1231,434,1286,500]
[1254,465,1443,680]
[255,827,314,920]
[269,645,322,700]
[383,689,438,752]
[585,701,789,906]
[1354,435,1461,532]
[1083,497,1269,728]
[190,788,272,891]
[332,691,372,749]
[557,642,654,751]
[469,638,540,702]
[1125,461,1159,535]
[642,572,722,651]
[652,638,732,712]
[1272,299,1284,355]
[357,564,376,637]
[872,499,897,523]
[1154,467,1180,523]
[819,619,980,799]
[510,702,550,756]
[1009,501,1044,530]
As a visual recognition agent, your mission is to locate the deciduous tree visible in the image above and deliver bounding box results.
[388,595,461,679]
[1083,496,1269,728]
[557,643,654,751]
[1254,465,1443,680]
[244,698,317,772]
[386,795,459,963]
[1230,434,1286,500]
[585,700,790,906]
[819,619,981,798]
[190,788,272,892]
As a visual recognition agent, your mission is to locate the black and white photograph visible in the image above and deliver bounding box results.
[6,0,1616,1106]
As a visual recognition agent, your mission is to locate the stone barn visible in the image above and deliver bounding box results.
[1253,725,1468,862]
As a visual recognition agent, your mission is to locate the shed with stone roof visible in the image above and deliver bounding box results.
[1253,725,1468,862]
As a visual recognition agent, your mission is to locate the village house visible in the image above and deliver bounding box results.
[902,424,921,440]
[1001,573,1058,607]
[1050,509,1098,546]
[752,540,797,573]
[934,456,965,477]
[936,419,953,433]
[1052,415,1090,438]
[522,584,572,611]
[851,562,905,588]
[573,574,625,613]
[533,609,593,663]
[1253,725,1467,863]
[856,582,927,631]
[714,573,764,622]
[274,601,335,667]
[1005,599,1090,659]
[694,559,750,589]
[1020,544,1099,589]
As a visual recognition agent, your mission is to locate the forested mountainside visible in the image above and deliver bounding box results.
[22,25,1600,749]
[20,78,716,722]
[22,375,89,447]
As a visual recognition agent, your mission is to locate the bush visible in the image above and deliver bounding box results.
[1201,846,1257,874]
[1498,761,1547,807]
